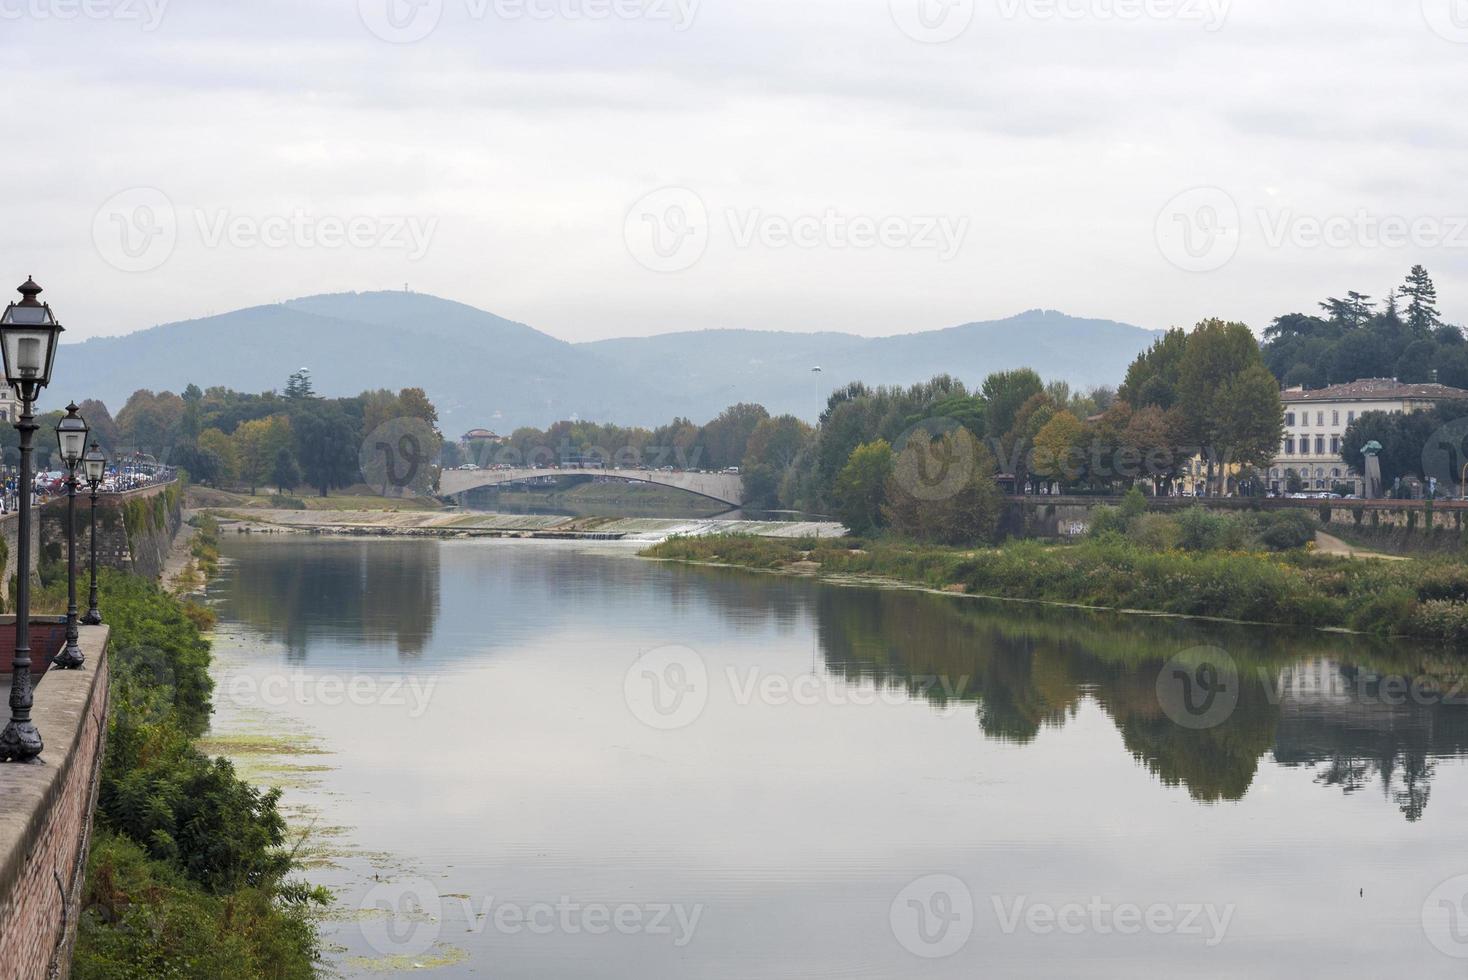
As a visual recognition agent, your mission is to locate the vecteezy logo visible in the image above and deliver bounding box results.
[624,187,709,273]
[624,645,709,730]
[1157,646,1240,730]
[1422,417,1468,490]
[93,187,177,273]
[359,876,443,959]
[359,0,443,43]
[1154,187,1240,273]
[1423,0,1468,42]
[891,418,978,502]
[1423,874,1468,957]
[360,417,440,499]
[890,0,975,43]
[890,874,974,958]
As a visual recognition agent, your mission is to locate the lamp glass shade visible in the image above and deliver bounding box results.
[0,303,62,391]
[56,409,89,464]
[83,445,106,485]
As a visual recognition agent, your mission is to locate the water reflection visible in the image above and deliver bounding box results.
[661,560,1468,822]
[213,537,1468,822]
[215,537,441,659]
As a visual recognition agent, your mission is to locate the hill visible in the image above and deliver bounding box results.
[49,292,1161,429]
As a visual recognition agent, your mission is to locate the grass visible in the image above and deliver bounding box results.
[642,534,1468,641]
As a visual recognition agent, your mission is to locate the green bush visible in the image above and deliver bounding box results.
[73,832,320,980]
[74,570,322,974]
[1119,487,1147,523]
[1175,507,1236,551]
[1131,512,1180,551]
[1256,510,1318,551]
[1087,505,1128,537]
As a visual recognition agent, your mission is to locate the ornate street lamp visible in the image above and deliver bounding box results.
[82,441,105,625]
[0,278,64,763]
[53,404,89,670]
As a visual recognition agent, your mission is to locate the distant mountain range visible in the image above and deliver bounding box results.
[47,291,1163,431]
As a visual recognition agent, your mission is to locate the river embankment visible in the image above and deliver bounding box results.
[640,534,1468,641]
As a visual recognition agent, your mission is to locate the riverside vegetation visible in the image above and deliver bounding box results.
[643,493,1468,642]
[59,515,325,978]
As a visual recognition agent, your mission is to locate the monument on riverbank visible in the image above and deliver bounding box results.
[1361,441,1384,499]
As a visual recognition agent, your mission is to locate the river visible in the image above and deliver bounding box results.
[204,534,1468,978]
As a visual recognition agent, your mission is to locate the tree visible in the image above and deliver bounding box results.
[1120,328,1188,410]
[272,447,301,495]
[980,369,1044,441]
[78,399,122,453]
[291,403,360,497]
[1031,410,1085,485]
[284,369,315,400]
[1175,319,1278,492]
[396,387,438,427]
[1319,292,1374,328]
[741,415,813,510]
[197,428,238,486]
[833,440,893,535]
[1213,363,1285,474]
[1403,265,1441,333]
[1341,406,1450,487]
[696,403,769,471]
[232,416,291,494]
[884,434,1003,545]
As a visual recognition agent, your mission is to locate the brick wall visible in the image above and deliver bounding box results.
[0,627,110,979]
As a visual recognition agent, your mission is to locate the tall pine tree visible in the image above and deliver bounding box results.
[1402,264,1441,333]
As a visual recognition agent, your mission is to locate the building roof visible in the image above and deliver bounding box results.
[461,428,500,440]
[1280,378,1468,404]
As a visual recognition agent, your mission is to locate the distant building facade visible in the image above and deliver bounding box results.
[460,428,506,466]
[0,384,19,423]
[1268,378,1468,495]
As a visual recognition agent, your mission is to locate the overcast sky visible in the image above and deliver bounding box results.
[2,0,1466,345]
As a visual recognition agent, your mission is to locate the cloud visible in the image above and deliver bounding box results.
[2,0,1466,345]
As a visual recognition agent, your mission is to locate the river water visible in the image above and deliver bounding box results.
[205,535,1468,978]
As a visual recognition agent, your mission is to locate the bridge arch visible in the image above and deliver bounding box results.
[439,467,745,509]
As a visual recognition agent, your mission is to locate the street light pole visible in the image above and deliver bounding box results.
[53,403,89,670]
[0,278,64,763]
[83,441,105,625]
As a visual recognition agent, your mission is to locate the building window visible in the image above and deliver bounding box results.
[1330,436,1340,454]
[1301,413,1309,428]
[1332,410,1339,426]
[1315,436,1325,455]
[1317,411,1325,426]
[1284,438,1295,455]
[1331,468,1341,478]
[1285,412,1296,426]
[1348,410,1356,422]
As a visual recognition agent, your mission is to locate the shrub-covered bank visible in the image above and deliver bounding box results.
[70,569,324,978]
[642,535,1468,641]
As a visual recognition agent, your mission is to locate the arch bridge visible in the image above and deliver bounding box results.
[440,466,745,508]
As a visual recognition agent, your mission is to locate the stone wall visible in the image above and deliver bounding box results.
[40,481,183,583]
[0,626,110,979]
[0,508,42,613]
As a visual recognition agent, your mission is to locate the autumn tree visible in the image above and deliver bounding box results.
[834,440,893,535]
[884,432,1003,545]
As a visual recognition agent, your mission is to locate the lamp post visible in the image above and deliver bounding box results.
[53,404,89,670]
[0,278,63,763]
[82,441,105,625]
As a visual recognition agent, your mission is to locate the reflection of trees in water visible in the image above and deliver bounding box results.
[215,538,440,659]
[787,581,1468,819]
[1269,663,1468,822]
